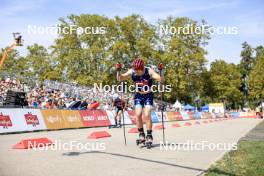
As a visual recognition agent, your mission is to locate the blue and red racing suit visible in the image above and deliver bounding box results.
[131,67,153,108]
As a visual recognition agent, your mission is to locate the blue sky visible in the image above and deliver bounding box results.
[0,0,263,65]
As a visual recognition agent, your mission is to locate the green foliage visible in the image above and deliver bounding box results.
[0,48,26,76]
[249,55,264,102]
[157,17,210,103]
[209,60,242,108]
[206,140,264,176]
[1,14,263,108]
[239,42,254,77]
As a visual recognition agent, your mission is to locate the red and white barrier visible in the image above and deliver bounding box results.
[0,108,259,134]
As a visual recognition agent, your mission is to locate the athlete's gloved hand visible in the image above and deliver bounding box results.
[116,63,121,71]
[158,63,164,71]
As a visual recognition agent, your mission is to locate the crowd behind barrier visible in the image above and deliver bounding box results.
[0,77,134,110]
[1,77,174,111]
[0,108,260,134]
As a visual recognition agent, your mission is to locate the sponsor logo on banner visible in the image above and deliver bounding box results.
[60,110,83,128]
[94,110,111,126]
[83,116,95,121]
[1,109,47,134]
[0,113,12,128]
[24,112,40,126]
[97,115,107,121]
[47,115,60,123]
[42,110,83,129]
[79,110,97,127]
[67,115,78,122]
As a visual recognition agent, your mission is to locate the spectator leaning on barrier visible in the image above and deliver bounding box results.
[79,98,89,110]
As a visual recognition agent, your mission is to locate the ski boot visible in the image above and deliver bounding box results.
[145,134,153,149]
[117,121,122,128]
[136,132,145,146]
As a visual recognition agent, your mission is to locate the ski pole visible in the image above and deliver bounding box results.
[158,63,165,144]
[116,63,127,146]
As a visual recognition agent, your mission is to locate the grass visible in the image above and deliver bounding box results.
[205,140,264,176]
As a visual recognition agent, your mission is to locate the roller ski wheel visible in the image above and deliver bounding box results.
[145,135,153,149]
[136,133,145,146]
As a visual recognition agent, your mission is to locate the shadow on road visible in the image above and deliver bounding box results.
[62,143,204,173]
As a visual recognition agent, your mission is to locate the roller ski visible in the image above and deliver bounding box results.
[145,134,153,149]
[108,125,118,129]
[108,123,122,129]
[108,117,122,129]
[136,132,146,147]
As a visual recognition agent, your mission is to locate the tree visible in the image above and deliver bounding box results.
[238,42,255,107]
[24,44,55,81]
[249,55,264,105]
[0,48,27,78]
[210,60,242,109]
[157,17,210,103]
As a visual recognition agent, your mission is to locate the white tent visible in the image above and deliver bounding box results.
[173,100,182,110]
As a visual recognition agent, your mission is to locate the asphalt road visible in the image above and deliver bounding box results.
[0,118,262,176]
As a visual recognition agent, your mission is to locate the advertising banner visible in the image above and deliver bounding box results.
[60,110,83,128]
[194,112,202,119]
[181,111,190,120]
[246,112,257,118]
[105,110,116,125]
[214,113,224,118]
[151,112,159,123]
[201,112,213,119]
[230,112,239,118]
[41,109,66,129]
[187,111,195,120]
[127,110,138,124]
[79,110,97,127]
[94,110,111,127]
[105,110,132,125]
[0,109,46,133]
[126,110,159,124]
[166,111,183,121]
[156,112,168,122]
